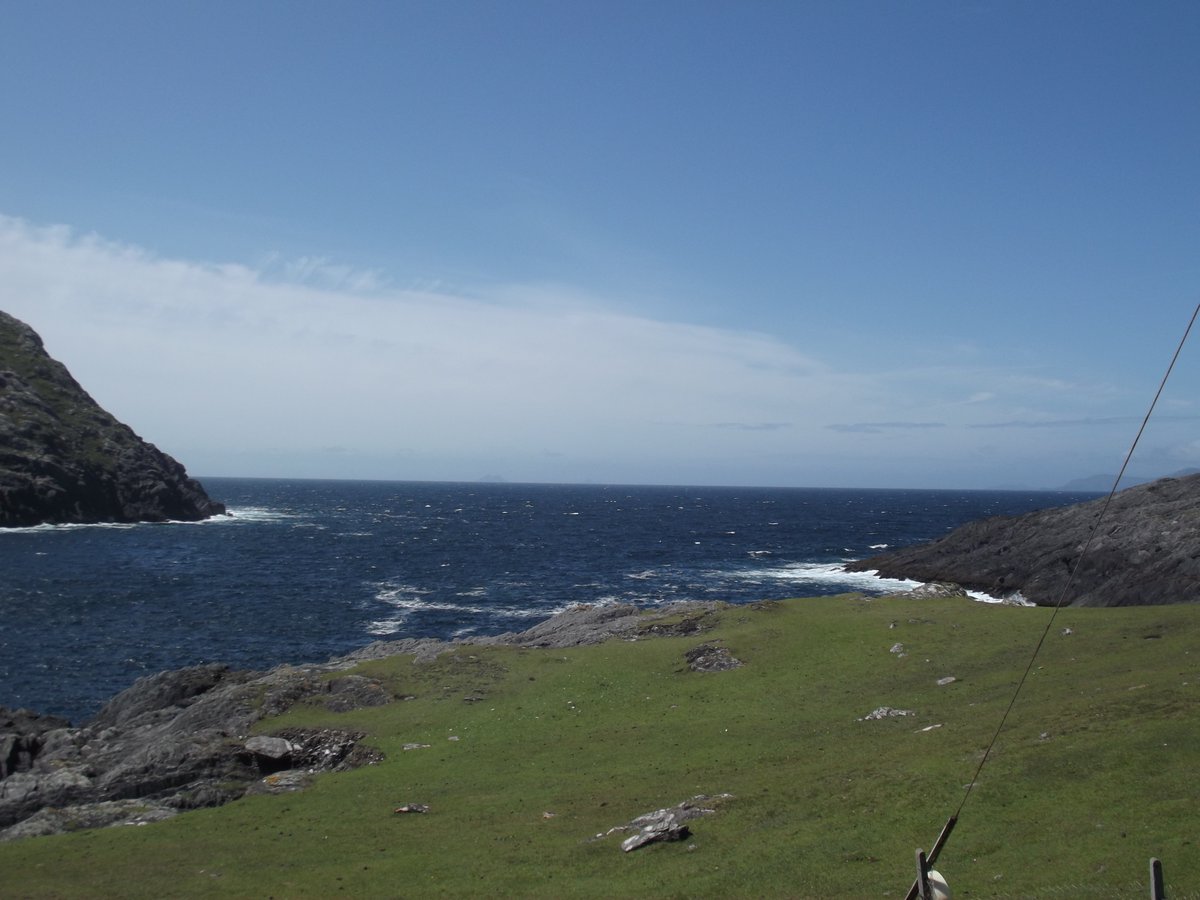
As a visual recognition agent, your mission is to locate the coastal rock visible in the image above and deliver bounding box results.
[0,600,726,841]
[0,798,177,841]
[256,728,380,773]
[345,637,454,665]
[684,641,744,672]
[483,602,647,647]
[348,602,728,659]
[244,735,296,763]
[0,310,225,527]
[248,770,313,795]
[905,581,968,600]
[0,665,380,839]
[484,601,727,648]
[858,707,914,721]
[323,675,393,712]
[592,794,734,852]
[89,664,242,729]
[846,475,1200,607]
[0,708,71,778]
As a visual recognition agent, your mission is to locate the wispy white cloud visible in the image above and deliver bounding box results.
[708,422,793,432]
[969,414,1200,430]
[827,422,947,434]
[969,416,1134,430]
[263,253,388,292]
[0,213,1175,487]
[0,215,845,478]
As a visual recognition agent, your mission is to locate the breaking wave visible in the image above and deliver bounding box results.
[741,562,922,595]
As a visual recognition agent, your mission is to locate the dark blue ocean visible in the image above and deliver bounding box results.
[0,478,1096,723]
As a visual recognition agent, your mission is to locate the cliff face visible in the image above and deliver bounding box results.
[0,311,225,527]
[846,475,1200,607]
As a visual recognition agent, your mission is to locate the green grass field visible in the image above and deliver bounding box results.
[3,594,1197,898]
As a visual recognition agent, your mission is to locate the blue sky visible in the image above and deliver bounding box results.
[2,1,1198,489]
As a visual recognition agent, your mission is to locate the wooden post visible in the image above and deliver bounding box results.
[1150,857,1165,899]
[916,849,931,900]
[904,816,957,900]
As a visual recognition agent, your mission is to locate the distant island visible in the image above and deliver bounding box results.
[848,473,1200,607]
[0,310,225,527]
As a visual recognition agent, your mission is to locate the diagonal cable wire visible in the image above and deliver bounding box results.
[951,300,1200,823]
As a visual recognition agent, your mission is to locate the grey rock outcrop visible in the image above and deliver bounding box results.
[684,641,744,672]
[0,662,384,841]
[1,798,178,841]
[847,475,1200,607]
[0,600,729,842]
[591,793,735,852]
[1,708,71,778]
[348,601,727,660]
[0,310,225,527]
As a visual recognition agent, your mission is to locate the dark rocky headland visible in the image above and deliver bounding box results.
[847,474,1200,607]
[0,310,225,527]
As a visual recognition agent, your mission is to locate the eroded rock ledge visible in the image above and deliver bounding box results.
[0,601,726,841]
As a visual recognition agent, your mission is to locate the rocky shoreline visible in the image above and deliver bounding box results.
[847,474,1200,607]
[0,601,726,842]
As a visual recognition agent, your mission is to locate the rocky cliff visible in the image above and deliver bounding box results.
[0,310,225,527]
[846,474,1200,607]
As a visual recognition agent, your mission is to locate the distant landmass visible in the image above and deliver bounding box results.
[0,310,225,527]
[1056,468,1200,492]
[848,473,1200,607]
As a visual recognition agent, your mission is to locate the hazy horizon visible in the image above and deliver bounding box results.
[192,470,1164,495]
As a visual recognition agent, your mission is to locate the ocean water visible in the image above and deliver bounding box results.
[0,478,1096,723]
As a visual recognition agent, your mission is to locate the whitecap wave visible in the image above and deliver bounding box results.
[743,562,922,594]
[364,582,578,635]
[756,564,1033,605]
[374,583,433,604]
[224,506,299,523]
[366,585,466,635]
[625,569,659,580]
[966,588,1033,606]
[0,521,139,534]
[1,514,230,534]
[365,617,407,635]
[510,601,581,619]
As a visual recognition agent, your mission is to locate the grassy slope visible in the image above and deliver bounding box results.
[3,595,1197,898]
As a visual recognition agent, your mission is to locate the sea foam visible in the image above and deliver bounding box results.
[748,562,922,594]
